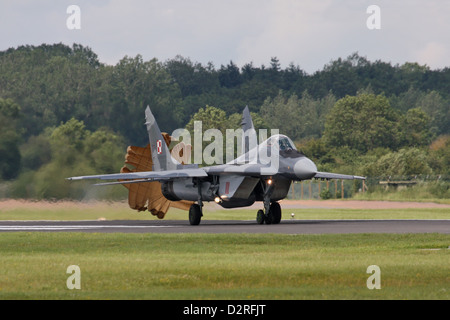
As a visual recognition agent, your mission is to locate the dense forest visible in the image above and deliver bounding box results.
[0,43,448,199]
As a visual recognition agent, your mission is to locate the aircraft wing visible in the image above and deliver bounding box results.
[66,168,208,186]
[314,172,365,180]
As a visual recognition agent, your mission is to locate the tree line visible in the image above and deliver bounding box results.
[0,43,448,199]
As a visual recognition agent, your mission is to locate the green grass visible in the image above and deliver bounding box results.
[1,201,448,300]
[0,233,449,299]
[285,208,450,220]
[352,184,450,204]
[1,202,449,220]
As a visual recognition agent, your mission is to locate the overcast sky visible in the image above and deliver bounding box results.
[1,0,449,73]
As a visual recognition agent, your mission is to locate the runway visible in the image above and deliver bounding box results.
[0,219,449,234]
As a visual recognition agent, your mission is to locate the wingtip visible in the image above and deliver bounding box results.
[66,176,84,181]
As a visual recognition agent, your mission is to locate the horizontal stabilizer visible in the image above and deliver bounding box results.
[94,179,162,186]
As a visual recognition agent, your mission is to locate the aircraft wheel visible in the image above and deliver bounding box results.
[256,210,265,224]
[264,211,272,224]
[270,202,281,224]
[189,204,202,225]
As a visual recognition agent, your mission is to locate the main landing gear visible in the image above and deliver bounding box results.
[189,204,202,225]
[256,201,281,225]
[189,178,204,225]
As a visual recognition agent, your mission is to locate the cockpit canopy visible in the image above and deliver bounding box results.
[263,135,297,151]
[232,134,298,164]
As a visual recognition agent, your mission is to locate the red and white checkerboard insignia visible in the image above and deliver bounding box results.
[156,140,162,154]
[225,182,230,194]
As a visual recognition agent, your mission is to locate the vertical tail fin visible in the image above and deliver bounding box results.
[144,106,178,171]
[241,106,256,154]
[241,105,254,133]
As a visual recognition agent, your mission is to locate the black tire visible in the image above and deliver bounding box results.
[256,210,265,224]
[270,202,281,224]
[189,204,202,225]
[264,211,272,224]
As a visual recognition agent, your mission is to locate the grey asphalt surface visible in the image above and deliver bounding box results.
[0,219,449,234]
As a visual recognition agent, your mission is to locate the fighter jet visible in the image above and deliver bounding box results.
[67,106,365,225]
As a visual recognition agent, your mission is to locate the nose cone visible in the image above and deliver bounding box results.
[293,157,317,179]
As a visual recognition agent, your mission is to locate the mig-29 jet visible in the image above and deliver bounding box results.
[67,106,365,225]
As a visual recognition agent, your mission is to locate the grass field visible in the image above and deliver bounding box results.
[0,200,449,221]
[0,200,449,300]
[0,232,449,300]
